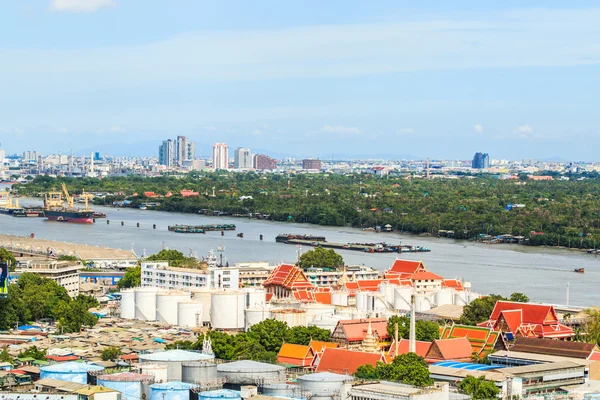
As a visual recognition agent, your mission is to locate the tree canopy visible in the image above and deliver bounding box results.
[18,346,46,360]
[354,353,433,387]
[0,248,16,270]
[458,375,500,399]
[101,346,122,361]
[299,247,344,270]
[117,265,141,289]
[387,316,441,342]
[145,249,203,268]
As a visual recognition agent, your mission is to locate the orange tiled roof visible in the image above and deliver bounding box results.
[309,340,339,353]
[410,271,443,281]
[388,338,431,358]
[490,301,557,325]
[426,337,473,362]
[277,344,314,367]
[441,279,464,290]
[388,259,426,275]
[439,325,499,357]
[315,348,386,374]
[336,318,390,342]
[263,264,314,290]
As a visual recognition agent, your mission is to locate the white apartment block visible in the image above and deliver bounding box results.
[16,261,80,297]
[141,262,240,291]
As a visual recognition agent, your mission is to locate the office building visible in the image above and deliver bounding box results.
[472,152,490,169]
[94,152,101,161]
[186,141,196,161]
[253,154,277,170]
[16,261,80,298]
[159,139,175,166]
[302,158,322,170]
[234,147,252,169]
[212,143,229,170]
[141,261,240,290]
[22,151,39,161]
[176,136,188,166]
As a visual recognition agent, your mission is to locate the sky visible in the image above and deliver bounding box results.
[1,1,600,160]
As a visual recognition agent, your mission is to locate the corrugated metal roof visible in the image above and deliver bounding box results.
[139,349,213,362]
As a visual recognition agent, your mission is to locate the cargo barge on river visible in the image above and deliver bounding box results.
[168,224,236,233]
[277,234,430,253]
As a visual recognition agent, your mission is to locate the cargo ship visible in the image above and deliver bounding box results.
[0,191,21,215]
[275,234,327,243]
[43,184,94,224]
[13,206,45,218]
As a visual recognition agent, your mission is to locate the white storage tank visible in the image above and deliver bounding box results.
[301,303,336,325]
[139,350,215,382]
[244,288,267,309]
[191,290,213,324]
[97,372,155,400]
[262,383,297,397]
[297,372,354,400]
[120,289,136,319]
[149,381,195,400]
[330,291,348,307]
[178,301,204,328]
[245,308,271,331]
[454,291,468,306]
[393,287,412,311]
[182,362,218,384]
[198,389,241,400]
[136,287,160,321]
[355,292,371,312]
[156,292,191,325]
[271,309,307,328]
[140,364,168,384]
[40,361,104,384]
[211,292,245,330]
[378,281,396,305]
[414,293,431,312]
[217,360,285,386]
[434,288,454,307]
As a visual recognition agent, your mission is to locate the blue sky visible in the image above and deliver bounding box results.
[1,1,600,160]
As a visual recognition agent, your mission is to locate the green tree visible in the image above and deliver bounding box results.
[208,331,237,360]
[58,255,79,262]
[101,346,122,361]
[53,299,98,333]
[354,353,433,387]
[459,294,506,326]
[74,294,99,310]
[117,266,141,289]
[247,319,288,353]
[387,316,440,342]
[284,326,331,345]
[0,346,13,364]
[582,308,600,345]
[18,345,46,360]
[299,247,344,270]
[354,364,379,380]
[458,375,500,399]
[0,248,16,269]
[509,292,530,303]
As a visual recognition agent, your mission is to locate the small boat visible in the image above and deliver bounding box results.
[574,268,585,274]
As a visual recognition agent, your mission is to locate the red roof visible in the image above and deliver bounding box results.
[410,271,443,281]
[309,340,339,354]
[315,348,386,374]
[440,325,499,357]
[263,264,314,290]
[120,354,139,361]
[335,318,390,342]
[490,301,558,325]
[387,259,426,275]
[344,279,412,294]
[496,310,523,333]
[388,339,431,358]
[441,279,464,290]
[277,344,314,367]
[589,352,600,361]
[45,355,79,362]
[426,337,473,362]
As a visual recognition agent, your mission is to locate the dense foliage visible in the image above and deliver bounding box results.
[299,247,344,270]
[458,375,500,399]
[459,292,530,326]
[0,248,16,271]
[18,346,46,360]
[101,346,122,361]
[117,266,141,289]
[165,320,331,362]
[0,273,98,332]
[387,316,441,342]
[146,249,203,268]
[354,353,433,387]
[16,173,600,247]
[582,308,600,345]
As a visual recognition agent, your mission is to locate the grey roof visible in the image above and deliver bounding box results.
[298,372,354,382]
[217,360,284,373]
[139,350,214,362]
[501,361,584,376]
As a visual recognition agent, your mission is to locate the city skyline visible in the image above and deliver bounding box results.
[1,1,600,160]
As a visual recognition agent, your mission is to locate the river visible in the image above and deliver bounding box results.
[1,193,599,306]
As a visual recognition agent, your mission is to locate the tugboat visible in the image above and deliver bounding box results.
[43,184,94,224]
[574,268,585,274]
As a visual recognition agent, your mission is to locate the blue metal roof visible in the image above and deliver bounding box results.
[432,361,505,371]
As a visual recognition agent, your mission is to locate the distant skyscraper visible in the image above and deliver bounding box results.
[94,152,101,161]
[212,143,229,170]
[186,142,196,161]
[234,147,252,169]
[159,139,175,166]
[22,151,39,161]
[472,152,490,169]
[176,136,188,167]
[302,159,322,170]
[253,154,277,170]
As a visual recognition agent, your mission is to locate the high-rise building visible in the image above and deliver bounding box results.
[159,139,175,166]
[472,152,490,169]
[94,152,101,161]
[0,147,5,165]
[234,147,252,169]
[22,151,39,161]
[302,159,322,170]
[212,143,229,170]
[253,154,277,170]
[186,142,196,162]
[176,136,188,167]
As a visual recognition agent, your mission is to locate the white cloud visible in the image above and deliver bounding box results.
[515,124,534,134]
[321,125,361,135]
[397,128,415,135]
[473,124,484,133]
[51,0,115,13]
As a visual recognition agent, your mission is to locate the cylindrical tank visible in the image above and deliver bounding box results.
[301,303,336,322]
[150,381,194,400]
[297,372,354,400]
[393,288,412,310]
[245,308,271,331]
[414,293,431,312]
[135,288,159,321]
[271,309,306,327]
[455,292,468,306]
[434,288,454,307]
[182,362,218,384]
[217,360,285,386]
[211,292,245,330]
[244,288,267,309]
[97,372,155,400]
[262,383,297,397]
[140,350,214,382]
[378,281,396,305]
[191,290,213,324]
[198,389,241,400]
[40,361,105,384]
[140,364,168,384]
[156,292,191,325]
[330,291,348,307]
[355,292,368,312]
[178,301,204,328]
[120,289,135,319]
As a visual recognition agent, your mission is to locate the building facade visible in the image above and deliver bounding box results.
[253,154,277,170]
[212,143,229,170]
[234,147,252,169]
[141,262,240,290]
[15,261,80,297]
[302,159,322,170]
[159,139,175,167]
[472,152,490,169]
